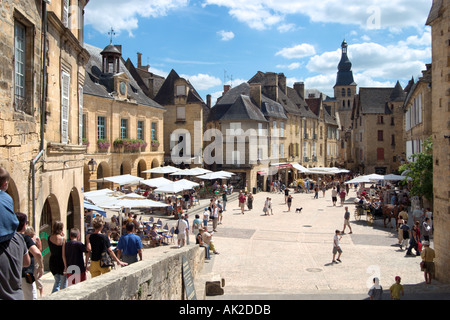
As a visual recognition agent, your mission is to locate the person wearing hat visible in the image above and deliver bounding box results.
[420,241,435,284]
[389,276,404,300]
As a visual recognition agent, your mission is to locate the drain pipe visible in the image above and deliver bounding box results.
[31,0,50,230]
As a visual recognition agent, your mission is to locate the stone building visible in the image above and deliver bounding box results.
[82,42,165,191]
[351,83,407,174]
[403,65,432,162]
[0,0,90,269]
[153,69,208,168]
[426,0,450,283]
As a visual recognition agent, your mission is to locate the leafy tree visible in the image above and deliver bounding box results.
[399,136,433,202]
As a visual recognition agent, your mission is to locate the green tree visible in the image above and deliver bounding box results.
[399,136,433,202]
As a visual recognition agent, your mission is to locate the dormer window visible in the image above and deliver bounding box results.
[176,85,186,96]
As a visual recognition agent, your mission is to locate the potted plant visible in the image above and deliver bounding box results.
[82,138,89,147]
[138,139,147,151]
[113,138,124,152]
[151,140,159,150]
[97,139,110,151]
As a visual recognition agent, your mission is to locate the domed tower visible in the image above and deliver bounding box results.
[100,41,122,74]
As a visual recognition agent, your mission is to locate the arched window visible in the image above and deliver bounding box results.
[341,88,346,97]
[347,88,351,96]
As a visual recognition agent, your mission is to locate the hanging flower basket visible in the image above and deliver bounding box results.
[151,140,159,150]
[97,139,110,151]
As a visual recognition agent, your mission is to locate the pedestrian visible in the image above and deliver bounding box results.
[196,228,210,260]
[247,193,253,210]
[341,206,353,234]
[287,195,293,212]
[322,184,326,197]
[263,197,269,216]
[212,205,219,232]
[24,226,43,297]
[16,212,43,300]
[239,192,246,214]
[368,277,383,300]
[339,189,346,206]
[63,228,89,286]
[0,167,19,243]
[222,191,227,211]
[314,185,319,199]
[420,241,435,284]
[176,214,189,248]
[116,223,143,265]
[0,232,30,300]
[331,187,338,206]
[332,230,343,263]
[399,220,410,251]
[284,188,290,204]
[86,216,127,278]
[267,197,273,215]
[184,214,190,244]
[217,200,224,225]
[422,218,432,242]
[202,207,209,229]
[48,221,67,293]
[192,214,202,237]
[389,276,404,300]
[406,223,420,256]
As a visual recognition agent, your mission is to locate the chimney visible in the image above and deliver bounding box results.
[250,83,262,108]
[137,52,142,68]
[207,94,211,108]
[294,82,305,99]
[263,72,278,102]
[278,73,287,94]
[223,85,231,94]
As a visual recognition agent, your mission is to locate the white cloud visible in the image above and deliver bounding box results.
[276,62,302,70]
[203,0,431,31]
[217,30,235,41]
[84,0,188,36]
[180,73,222,91]
[277,23,297,33]
[276,43,316,59]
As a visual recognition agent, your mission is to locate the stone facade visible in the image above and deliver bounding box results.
[1,0,90,270]
[426,0,450,283]
[153,70,206,167]
[82,42,165,192]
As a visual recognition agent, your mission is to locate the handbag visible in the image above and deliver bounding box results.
[100,250,114,268]
[174,220,179,234]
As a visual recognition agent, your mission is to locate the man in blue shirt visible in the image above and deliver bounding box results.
[116,222,143,264]
[0,167,19,243]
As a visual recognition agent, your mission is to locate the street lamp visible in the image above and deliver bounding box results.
[88,158,97,173]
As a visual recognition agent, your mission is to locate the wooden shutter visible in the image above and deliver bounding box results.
[78,85,83,145]
[61,71,70,144]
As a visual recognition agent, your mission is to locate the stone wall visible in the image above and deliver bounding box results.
[40,245,205,300]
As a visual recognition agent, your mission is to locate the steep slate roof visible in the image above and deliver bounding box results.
[83,43,164,110]
[426,0,444,25]
[153,69,205,106]
[323,106,338,126]
[208,82,271,122]
[358,87,396,114]
[286,87,319,119]
[389,81,407,102]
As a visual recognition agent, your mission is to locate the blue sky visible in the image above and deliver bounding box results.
[83,0,432,104]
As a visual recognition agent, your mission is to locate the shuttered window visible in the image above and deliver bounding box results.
[78,85,83,144]
[61,71,70,144]
[62,0,69,27]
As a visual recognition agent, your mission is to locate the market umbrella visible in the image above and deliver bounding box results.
[139,177,173,188]
[154,179,198,193]
[142,166,180,174]
[196,172,230,180]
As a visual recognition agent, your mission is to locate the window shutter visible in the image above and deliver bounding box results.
[78,85,83,145]
[61,71,70,144]
[62,0,69,27]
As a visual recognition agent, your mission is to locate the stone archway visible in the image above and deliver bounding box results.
[137,159,147,179]
[39,194,61,271]
[97,161,111,190]
[67,188,82,237]
[120,159,132,176]
[150,158,160,178]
